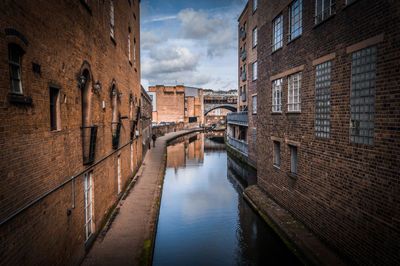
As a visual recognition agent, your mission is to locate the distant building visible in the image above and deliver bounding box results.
[0,0,142,264]
[254,0,400,265]
[141,86,152,155]
[148,85,204,127]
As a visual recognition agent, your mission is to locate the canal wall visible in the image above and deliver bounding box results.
[243,186,348,266]
[225,139,257,171]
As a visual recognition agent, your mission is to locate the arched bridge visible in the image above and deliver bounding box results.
[203,91,237,115]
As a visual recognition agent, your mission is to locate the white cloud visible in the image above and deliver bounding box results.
[177,8,235,57]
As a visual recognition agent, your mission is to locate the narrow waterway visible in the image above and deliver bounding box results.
[153,132,300,266]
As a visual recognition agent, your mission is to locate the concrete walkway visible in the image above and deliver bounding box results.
[82,129,200,266]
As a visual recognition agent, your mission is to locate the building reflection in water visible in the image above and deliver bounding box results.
[155,132,299,265]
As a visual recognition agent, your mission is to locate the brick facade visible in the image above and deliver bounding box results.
[257,0,400,264]
[148,85,204,127]
[0,0,142,264]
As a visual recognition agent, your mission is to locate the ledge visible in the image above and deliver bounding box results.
[110,36,117,46]
[243,185,348,266]
[313,14,336,29]
[8,93,33,105]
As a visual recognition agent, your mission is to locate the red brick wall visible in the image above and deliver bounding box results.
[0,0,142,264]
[257,0,400,264]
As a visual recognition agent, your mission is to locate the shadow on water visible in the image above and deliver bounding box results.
[153,132,300,266]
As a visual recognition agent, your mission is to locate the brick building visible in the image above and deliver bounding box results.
[148,85,204,127]
[226,0,258,168]
[0,0,142,264]
[255,0,400,264]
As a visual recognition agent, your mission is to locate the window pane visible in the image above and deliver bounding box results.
[350,46,376,145]
[315,61,331,138]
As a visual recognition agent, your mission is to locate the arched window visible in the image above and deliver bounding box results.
[8,43,24,94]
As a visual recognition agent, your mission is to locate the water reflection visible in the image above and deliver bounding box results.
[153,132,300,266]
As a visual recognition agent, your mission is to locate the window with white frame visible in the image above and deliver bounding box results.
[272,15,283,52]
[288,72,301,112]
[274,141,280,167]
[252,95,257,114]
[110,0,115,39]
[350,45,376,145]
[117,155,121,194]
[84,172,94,241]
[315,61,331,138]
[272,78,282,112]
[252,61,257,81]
[8,44,24,94]
[253,0,258,12]
[128,35,131,61]
[315,0,333,24]
[253,27,258,47]
[289,145,298,174]
[289,0,302,40]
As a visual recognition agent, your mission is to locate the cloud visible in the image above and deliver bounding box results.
[142,46,200,75]
[177,8,235,57]
[143,15,177,24]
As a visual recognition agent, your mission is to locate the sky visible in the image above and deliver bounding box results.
[140,0,247,91]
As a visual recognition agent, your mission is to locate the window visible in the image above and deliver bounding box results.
[252,95,257,114]
[350,45,376,145]
[242,85,246,102]
[252,61,258,81]
[242,64,246,81]
[289,145,298,174]
[272,78,282,112]
[272,15,283,51]
[289,0,302,40]
[288,72,301,112]
[8,44,24,94]
[189,117,197,123]
[50,87,60,131]
[253,0,258,12]
[315,61,331,138]
[117,155,121,194]
[133,38,136,66]
[110,0,115,39]
[84,172,94,241]
[252,27,258,47]
[252,128,256,144]
[315,0,333,24]
[274,141,280,167]
[128,35,131,61]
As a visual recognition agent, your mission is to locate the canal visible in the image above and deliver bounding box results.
[153,132,300,266]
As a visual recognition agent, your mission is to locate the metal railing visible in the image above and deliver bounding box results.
[227,135,248,155]
[227,111,248,126]
[82,126,98,165]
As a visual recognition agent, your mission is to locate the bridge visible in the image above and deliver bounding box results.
[203,90,237,115]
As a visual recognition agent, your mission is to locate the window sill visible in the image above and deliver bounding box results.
[8,93,33,105]
[271,111,282,115]
[313,13,336,29]
[287,172,298,180]
[252,112,257,115]
[287,34,302,45]
[129,61,132,67]
[80,0,92,15]
[342,0,360,10]
[252,44,257,49]
[110,36,117,46]
[273,164,280,170]
[286,111,301,114]
[271,47,282,55]
[50,129,62,133]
